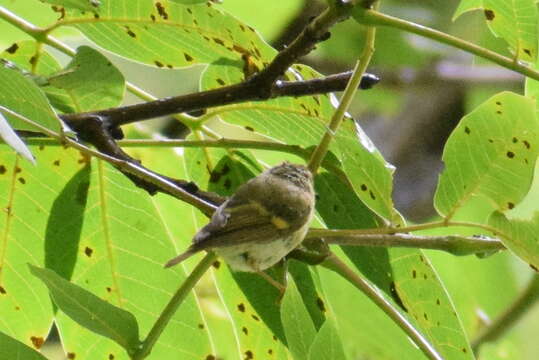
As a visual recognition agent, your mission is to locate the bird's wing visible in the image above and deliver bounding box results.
[192,200,287,250]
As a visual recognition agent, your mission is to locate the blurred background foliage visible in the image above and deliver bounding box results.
[1,0,537,359]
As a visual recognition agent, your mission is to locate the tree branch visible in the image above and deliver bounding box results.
[306,232,504,256]
[59,72,379,130]
[472,275,539,353]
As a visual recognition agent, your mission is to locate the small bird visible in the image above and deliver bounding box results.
[165,162,315,275]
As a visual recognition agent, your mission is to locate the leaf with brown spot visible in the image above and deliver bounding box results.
[435,92,539,218]
[0,331,48,359]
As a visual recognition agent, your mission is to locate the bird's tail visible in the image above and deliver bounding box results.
[164,247,197,268]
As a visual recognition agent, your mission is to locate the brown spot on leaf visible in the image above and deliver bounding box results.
[251,314,260,321]
[125,26,136,38]
[67,352,76,359]
[206,355,216,360]
[360,184,367,191]
[507,151,515,159]
[462,348,468,353]
[524,49,532,57]
[436,298,440,305]
[212,260,221,269]
[273,335,277,341]
[109,354,115,360]
[244,350,254,360]
[268,349,273,355]
[412,270,417,278]
[245,126,254,132]
[155,2,168,19]
[6,43,19,54]
[0,285,6,294]
[423,273,428,280]
[216,78,226,86]
[0,165,6,174]
[507,202,515,210]
[423,313,428,320]
[213,37,225,46]
[369,190,376,200]
[53,160,60,166]
[154,60,164,68]
[464,126,471,134]
[150,14,156,21]
[242,326,248,335]
[187,8,193,14]
[523,140,531,149]
[15,306,20,310]
[106,287,112,293]
[530,264,538,272]
[84,246,93,257]
[237,303,245,312]
[512,137,518,143]
[29,55,37,65]
[496,101,502,106]
[239,24,246,32]
[30,336,44,349]
[18,177,26,184]
[484,9,495,20]
[198,323,205,329]
[184,53,194,62]
[496,110,502,114]
[316,297,326,312]
[488,139,494,143]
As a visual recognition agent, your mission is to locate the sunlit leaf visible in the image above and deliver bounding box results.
[435,92,539,219]
[54,0,274,70]
[39,0,101,12]
[483,0,538,61]
[0,40,75,114]
[453,0,483,20]
[0,63,61,133]
[489,211,539,270]
[202,63,397,222]
[48,46,125,111]
[307,319,347,360]
[30,265,141,353]
[0,331,48,360]
[281,277,317,360]
[316,172,473,358]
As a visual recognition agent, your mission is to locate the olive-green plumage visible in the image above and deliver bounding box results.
[165,162,315,272]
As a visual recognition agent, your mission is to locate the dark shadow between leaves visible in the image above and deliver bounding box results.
[44,164,90,298]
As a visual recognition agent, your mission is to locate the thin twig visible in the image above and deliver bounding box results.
[322,253,443,360]
[471,275,539,353]
[357,9,539,81]
[133,252,217,360]
[308,14,376,173]
[309,232,504,256]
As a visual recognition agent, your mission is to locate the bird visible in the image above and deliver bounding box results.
[164,162,315,278]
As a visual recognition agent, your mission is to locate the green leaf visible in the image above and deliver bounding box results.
[434,91,539,219]
[483,0,538,61]
[453,0,483,20]
[56,0,275,70]
[29,264,141,353]
[202,63,397,221]
[489,211,539,269]
[39,0,101,12]
[48,46,125,111]
[388,249,474,359]
[307,319,347,360]
[281,277,317,360]
[0,330,48,360]
[316,172,473,358]
[0,63,61,133]
[0,112,35,164]
[1,40,75,114]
